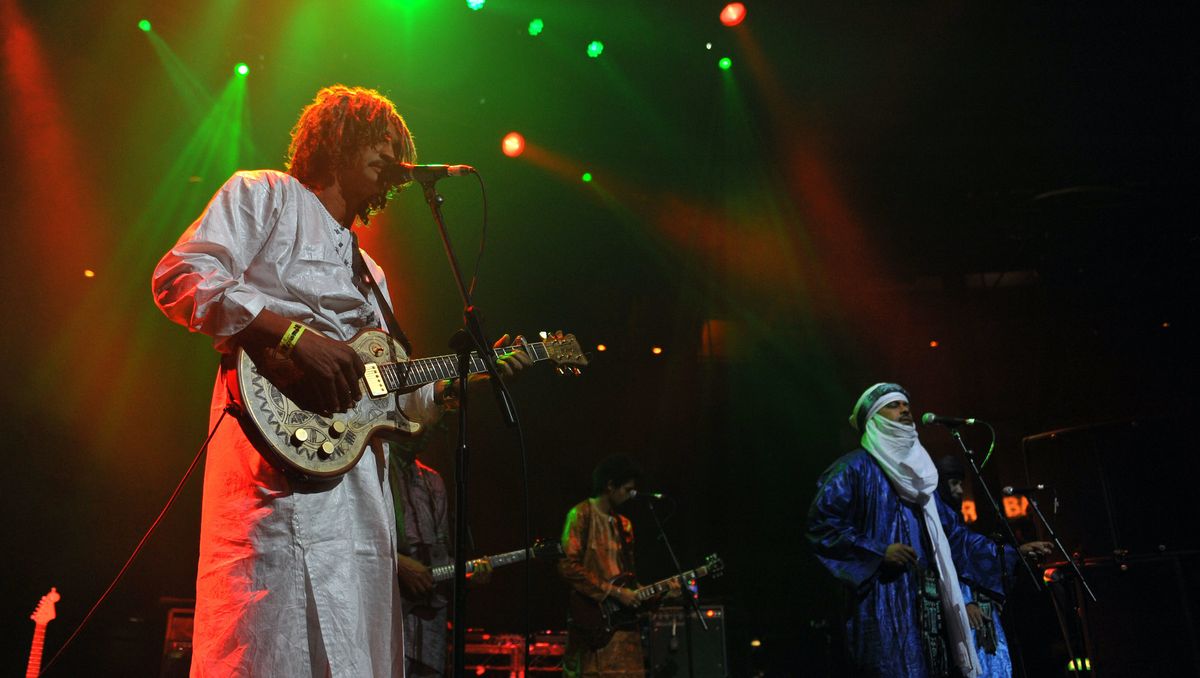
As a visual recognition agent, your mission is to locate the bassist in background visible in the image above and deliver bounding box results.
[559,454,670,678]
[388,424,492,676]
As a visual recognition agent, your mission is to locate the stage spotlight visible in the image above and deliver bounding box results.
[581,172,592,182]
[651,346,663,355]
[138,19,152,32]
[586,40,604,58]
[234,62,250,76]
[501,132,525,157]
[528,18,544,36]
[720,3,747,27]
[466,0,485,10]
[718,57,732,70]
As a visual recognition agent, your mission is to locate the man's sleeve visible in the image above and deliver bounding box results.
[938,496,1020,601]
[151,172,280,353]
[557,505,615,601]
[806,458,891,591]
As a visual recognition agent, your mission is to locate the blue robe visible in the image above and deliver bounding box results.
[807,449,1017,677]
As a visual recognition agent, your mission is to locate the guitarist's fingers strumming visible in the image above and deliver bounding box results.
[288,328,366,414]
[612,587,640,609]
[396,553,435,598]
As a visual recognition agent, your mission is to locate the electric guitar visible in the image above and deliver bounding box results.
[233,328,587,478]
[429,539,563,583]
[568,554,724,649]
[26,588,59,678]
[403,539,564,615]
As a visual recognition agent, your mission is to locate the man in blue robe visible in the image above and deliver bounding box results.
[807,383,1051,677]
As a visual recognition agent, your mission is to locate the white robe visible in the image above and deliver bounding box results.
[153,170,441,677]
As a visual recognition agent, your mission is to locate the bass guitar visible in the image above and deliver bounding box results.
[403,539,563,615]
[569,554,724,649]
[430,538,563,583]
[233,328,586,478]
[27,588,60,678]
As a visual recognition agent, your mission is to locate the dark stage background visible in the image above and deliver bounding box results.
[2,1,1197,675]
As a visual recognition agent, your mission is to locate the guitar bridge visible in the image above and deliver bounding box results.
[363,363,389,398]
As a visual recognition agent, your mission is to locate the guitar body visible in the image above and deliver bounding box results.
[569,573,638,650]
[567,555,724,651]
[235,328,420,479]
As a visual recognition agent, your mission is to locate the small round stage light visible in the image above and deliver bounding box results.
[586,40,604,58]
[501,132,525,157]
[529,18,544,36]
[138,19,152,32]
[83,269,96,278]
[720,3,747,27]
[651,346,663,355]
[235,62,250,76]
[466,0,485,10]
[718,57,732,70]
[581,172,593,182]
[929,340,939,348]
[596,344,607,352]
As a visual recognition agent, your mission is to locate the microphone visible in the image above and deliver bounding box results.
[921,412,978,428]
[380,162,476,184]
[629,490,666,501]
[1002,484,1049,496]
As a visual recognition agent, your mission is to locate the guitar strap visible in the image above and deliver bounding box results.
[351,231,414,356]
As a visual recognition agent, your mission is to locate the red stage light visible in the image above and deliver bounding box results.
[720,3,747,27]
[501,132,525,157]
[929,340,939,348]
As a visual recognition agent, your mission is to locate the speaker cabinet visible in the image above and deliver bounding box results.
[648,605,728,678]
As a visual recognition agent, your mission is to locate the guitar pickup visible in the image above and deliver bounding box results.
[363,363,389,398]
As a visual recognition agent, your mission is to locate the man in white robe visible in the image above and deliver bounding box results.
[152,85,528,677]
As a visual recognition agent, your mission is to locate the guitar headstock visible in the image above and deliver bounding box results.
[704,554,725,578]
[543,332,588,375]
[31,587,60,625]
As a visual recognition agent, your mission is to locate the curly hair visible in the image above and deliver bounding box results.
[591,454,641,497]
[286,85,417,223]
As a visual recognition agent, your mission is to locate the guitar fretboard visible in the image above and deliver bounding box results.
[26,624,46,678]
[377,342,552,392]
[430,547,534,583]
[635,565,714,601]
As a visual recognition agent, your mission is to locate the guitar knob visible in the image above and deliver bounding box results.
[318,441,336,457]
[290,428,310,446]
[328,420,347,438]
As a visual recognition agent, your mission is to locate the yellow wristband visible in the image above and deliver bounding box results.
[278,321,306,356]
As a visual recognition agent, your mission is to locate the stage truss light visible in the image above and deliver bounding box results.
[720,3,747,27]
[501,132,525,157]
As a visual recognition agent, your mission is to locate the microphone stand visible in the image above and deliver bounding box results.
[950,427,1091,677]
[418,179,519,678]
[1024,486,1099,675]
[644,498,705,678]
[950,428,1043,593]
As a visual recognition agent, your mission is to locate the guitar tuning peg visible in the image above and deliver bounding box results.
[571,367,582,376]
[556,367,565,375]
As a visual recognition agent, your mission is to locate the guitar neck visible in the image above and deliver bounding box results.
[430,547,533,583]
[634,565,713,602]
[378,342,554,393]
[26,623,46,678]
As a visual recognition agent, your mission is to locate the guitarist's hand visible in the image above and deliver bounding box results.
[490,334,533,381]
[289,329,366,415]
[612,587,640,609]
[468,558,493,586]
[396,554,434,598]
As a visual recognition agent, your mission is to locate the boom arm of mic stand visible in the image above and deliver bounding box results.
[950,430,1043,593]
[1025,494,1098,603]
